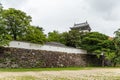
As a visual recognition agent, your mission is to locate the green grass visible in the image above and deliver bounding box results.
[0,67,119,72]
[0,67,120,80]
[0,67,91,72]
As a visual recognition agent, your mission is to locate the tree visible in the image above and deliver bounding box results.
[47,31,70,45]
[2,8,32,40]
[112,29,120,66]
[80,32,115,66]
[99,40,115,51]
[81,32,109,52]
[22,26,46,44]
[47,30,82,48]
[64,30,82,48]
[0,4,12,46]
[59,32,69,45]
[47,30,61,42]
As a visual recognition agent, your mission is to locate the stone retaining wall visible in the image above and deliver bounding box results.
[0,47,101,68]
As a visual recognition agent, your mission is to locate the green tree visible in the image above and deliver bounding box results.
[65,30,81,48]
[48,30,82,48]
[47,31,70,45]
[112,29,120,66]
[2,8,32,40]
[0,4,12,46]
[59,32,69,45]
[80,32,115,66]
[81,32,109,52]
[22,26,46,44]
[47,30,61,42]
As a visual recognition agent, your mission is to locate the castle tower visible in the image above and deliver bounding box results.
[70,21,91,32]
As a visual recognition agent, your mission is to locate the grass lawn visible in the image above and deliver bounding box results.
[0,67,91,72]
[0,67,120,80]
[0,67,119,72]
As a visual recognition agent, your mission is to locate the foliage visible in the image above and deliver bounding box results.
[99,40,115,50]
[59,32,69,45]
[0,34,12,46]
[83,32,108,40]
[81,37,102,52]
[47,31,69,46]
[21,26,46,44]
[112,29,120,66]
[47,30,82,48]
[0,5,12,46]
[64,30,81,47]
[81,32,109,52]
[0,6,46,45]
[47,30,61,42]
[80,32,116,66]
[2,8,32,40]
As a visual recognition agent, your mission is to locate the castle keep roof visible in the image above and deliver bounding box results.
[70,21,91,32]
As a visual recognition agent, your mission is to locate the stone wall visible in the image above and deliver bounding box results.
[0,47,101,68]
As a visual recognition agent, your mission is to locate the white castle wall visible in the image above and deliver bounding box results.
[6,41,87,54]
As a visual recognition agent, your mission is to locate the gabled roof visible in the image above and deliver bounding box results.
[70,21,91,31]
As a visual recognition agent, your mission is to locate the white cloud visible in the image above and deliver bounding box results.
[86,0,120,21]
[1,0,120,36]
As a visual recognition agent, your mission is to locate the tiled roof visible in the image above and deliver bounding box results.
[45,42,66,47]
[70,22,91,31]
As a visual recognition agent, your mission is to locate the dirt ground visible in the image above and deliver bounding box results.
[0,68,120,80]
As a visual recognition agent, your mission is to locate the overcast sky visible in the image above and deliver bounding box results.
[1,0,120,36]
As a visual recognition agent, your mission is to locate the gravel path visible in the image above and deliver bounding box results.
[0,68,120,80]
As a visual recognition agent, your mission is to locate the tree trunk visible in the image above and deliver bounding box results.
[102,55,105,67]
[13,33,17,40]
[113,62,116,67]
